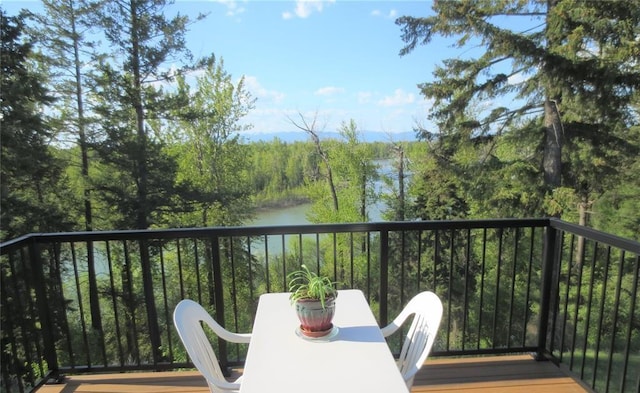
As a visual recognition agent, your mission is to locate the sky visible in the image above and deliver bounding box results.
[4,0,458,138]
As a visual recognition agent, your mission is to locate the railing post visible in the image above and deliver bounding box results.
[138,240,162,365]
[537,223,557,360]
[28,239,60,380]
[210,235,229,374]
[379,230,389,327]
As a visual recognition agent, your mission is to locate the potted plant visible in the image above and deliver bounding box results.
[288,264,338,338]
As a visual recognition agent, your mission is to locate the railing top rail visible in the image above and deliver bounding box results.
[550,218,640,254]
[0,218,551,255]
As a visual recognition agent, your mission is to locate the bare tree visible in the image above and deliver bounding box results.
[288,112,339,212]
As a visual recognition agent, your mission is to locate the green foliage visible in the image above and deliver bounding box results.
[167,59,255,227]
[288,264,338,308]
[0,10,75,240]
[305,120,381,224]
[398,0,640,237]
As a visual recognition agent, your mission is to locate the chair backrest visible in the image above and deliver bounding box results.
[173,299,239,393]
[383,291,443,388]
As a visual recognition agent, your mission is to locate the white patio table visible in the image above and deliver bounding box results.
[239,289,409,393]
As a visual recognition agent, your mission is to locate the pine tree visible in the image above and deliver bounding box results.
[90,0,208,363]
[397,0,640,223]
[0,10,73,240]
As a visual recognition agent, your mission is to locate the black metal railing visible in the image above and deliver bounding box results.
[1,219,638,393]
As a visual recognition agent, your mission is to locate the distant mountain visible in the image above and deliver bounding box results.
[237,130,417,143]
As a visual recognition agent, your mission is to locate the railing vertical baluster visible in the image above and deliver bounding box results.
[1,263,22,393]
[592,246,611,389]
[619,254,638,393]
[462,228,471,351]
[18,248,39,385]
[264,235,271,293]
[548,230,564,355]
[349,232,354,288]
[507,228,518,348]
[580,241,599,380]
[70,242,91,368]
[248,236,253,300]
[194,239,202,304]
[366,232,371,301]
[280,235,286,291]
[606,250,625,393]
[28,240,59,382]
[85,238,104,365]
[49,243,74,369]
[158,244,173,361]
[493,228,503,349]
[105,241,124,367]
[176,239,185,299]
[401,230,406,306]
[570,232,586,369]
[417,230,422,293]
[210,235,227,370]
[379,230,389,327]
[315,233,320,274]
[231,237,240,361]
[5,252,29,393]
[298,234,303,268]
[122,241,141,366]
[138,238,161,366]
[447,229,454,351]
[523,227,536,348]
[478,228,487,351]
[537,223,557,360]
[433,229,439,292]
[333,233,338,286]
[558,233,574,361]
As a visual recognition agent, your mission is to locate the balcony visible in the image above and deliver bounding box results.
[1,218,638,393]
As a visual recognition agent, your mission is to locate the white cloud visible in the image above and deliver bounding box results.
[215,0,246,17]
[357,91,373,104]
[282,0,335,19]
[378,89,415,107]
[314,86,345,96]
[507,71,529,85]
[371,8,397,19]
[243,76,285,103]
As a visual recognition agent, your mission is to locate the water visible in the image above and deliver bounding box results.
[250,203,312,226]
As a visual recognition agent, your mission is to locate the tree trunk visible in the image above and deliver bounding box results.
[542,0,563,198]
[574,198,591,267]
[129,0,161,364]
[290,113,339,212]
[397,148,405,221]
[543,99,563,192]
[71,1,102,339]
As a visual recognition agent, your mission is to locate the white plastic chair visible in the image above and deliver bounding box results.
[381,291,443,389]
[173,299,252,393]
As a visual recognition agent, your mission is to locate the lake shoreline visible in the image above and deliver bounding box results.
[254,195,310,211]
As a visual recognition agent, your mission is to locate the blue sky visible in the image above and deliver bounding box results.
[173,1,444,136]
[4,1,457,137]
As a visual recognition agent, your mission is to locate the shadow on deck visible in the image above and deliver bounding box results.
[37,355,590,393]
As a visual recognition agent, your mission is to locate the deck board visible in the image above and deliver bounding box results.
[38,355,590,393]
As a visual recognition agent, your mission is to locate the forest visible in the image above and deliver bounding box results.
[1,2,639,391]
[1,0,639,243]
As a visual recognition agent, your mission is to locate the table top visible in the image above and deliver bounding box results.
[239,289,409,393]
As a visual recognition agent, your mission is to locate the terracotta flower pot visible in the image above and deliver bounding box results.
[294,297,336,337]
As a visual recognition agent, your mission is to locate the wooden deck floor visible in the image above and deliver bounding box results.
[38,355,591,393]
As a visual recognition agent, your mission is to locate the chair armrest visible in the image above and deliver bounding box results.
[380,322,400,337]
[380,308,413,338]
[227,332,252,344]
